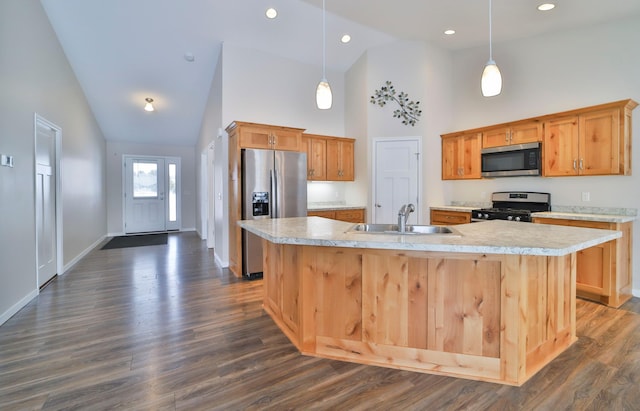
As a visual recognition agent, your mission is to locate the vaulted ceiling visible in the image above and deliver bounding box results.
[40,0,640,146]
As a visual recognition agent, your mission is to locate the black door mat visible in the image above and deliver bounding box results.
[101,233,168,250]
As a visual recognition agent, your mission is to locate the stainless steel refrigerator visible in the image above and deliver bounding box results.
[241,148,307,278]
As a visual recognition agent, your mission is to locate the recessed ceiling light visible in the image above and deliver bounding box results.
[184,52,195,62]
[341,34,351,43]
[265,8,277,19]
[537,3,555,11]
[444,29,456,35]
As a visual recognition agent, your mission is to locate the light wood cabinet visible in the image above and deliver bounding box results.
[236,121,303,151]
[543,100,636,176]
[308,208,365,223]
[440,99,636,180]
[302,134,355,181]
[302,135,327,180]
[326,138,354,181]
[226,121,305,277]
[482,121,542,148]
[441,132,482,180]
[430,209,471,225]
[533,217,632,308]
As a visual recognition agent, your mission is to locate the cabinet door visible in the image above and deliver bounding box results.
[441,136,461,180]
[510,122,542,145]
[326,139,354,181]
[430,209,471,225]
[263,241,282,317]
[482,127,511,148]
[307,210,336,219]
[303,136,327,180]
[338,140,354,180]
[334,209,365,223]
[543,116,579,176]
[579,109,620,175]
[460,133,482,178]
[273,128,302,151]
[239,126,273,149]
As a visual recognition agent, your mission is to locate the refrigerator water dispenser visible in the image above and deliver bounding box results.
[252,192,270,216]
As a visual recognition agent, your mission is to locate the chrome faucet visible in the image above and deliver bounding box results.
[398,203,415,233]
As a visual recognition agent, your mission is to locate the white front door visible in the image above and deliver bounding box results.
[35,117,59,287]
[124,157,166,233]
[372,138,421,224]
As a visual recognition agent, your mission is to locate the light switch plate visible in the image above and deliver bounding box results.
[1,154,14,167]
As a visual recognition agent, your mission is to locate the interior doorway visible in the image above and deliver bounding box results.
[123,155,181,233]
[372,137,422,225]
[34,114,62,288]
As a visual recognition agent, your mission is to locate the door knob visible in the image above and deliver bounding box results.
[375,203,382,208]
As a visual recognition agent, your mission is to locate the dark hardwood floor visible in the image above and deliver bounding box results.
[1,232,639,410]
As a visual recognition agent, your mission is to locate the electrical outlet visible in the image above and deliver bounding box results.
[581,192,590,202]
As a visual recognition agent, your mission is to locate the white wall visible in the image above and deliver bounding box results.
[345,40,454,223]
[196,43,348,266]
[447,16,640,294]
[105,141,196,235]
[0,0,107,323]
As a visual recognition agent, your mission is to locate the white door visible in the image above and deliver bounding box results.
[372,138,421,224]
[124,157,166,233]
[35,119,58,287]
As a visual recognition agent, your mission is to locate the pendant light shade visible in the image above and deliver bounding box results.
[481,60,502,97]
[144,97,155,112]
[316,79,332,109]
[481,0,502,97]
[316,0,332,109]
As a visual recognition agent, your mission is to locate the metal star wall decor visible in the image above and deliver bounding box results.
[370,81,422,126]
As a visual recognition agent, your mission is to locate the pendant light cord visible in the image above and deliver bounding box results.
[322,0,326,78]
[488,0,493,60]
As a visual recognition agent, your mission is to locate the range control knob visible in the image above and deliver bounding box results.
[507,215,513,221]
[515,216,521,222]
[484,213,489,219]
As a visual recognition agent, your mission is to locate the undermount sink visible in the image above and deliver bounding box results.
[348,224,460,235]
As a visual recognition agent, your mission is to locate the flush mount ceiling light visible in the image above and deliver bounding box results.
[316,0,332,109]
[444,29,456,35]
[144,98,155,112]
[265,8,277,19]
[341,34,351,44]
[537,3,556,11]
[481,0,502,97]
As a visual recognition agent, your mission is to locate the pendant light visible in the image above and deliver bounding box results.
[144,97,155,112]
[316,0,332,109]
[481,0,502,97]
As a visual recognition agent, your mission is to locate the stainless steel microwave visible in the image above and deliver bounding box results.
[481,142,541,178]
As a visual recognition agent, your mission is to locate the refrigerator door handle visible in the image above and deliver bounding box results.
[271,168,278,218]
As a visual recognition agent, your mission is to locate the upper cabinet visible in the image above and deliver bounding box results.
[302,134,327,180]
[302,134,355,181]
[543,100,637,176]
[232,121,304,152]
[482,121,542,148]
[441,132,482,180]
[326,138,354,181]
[440,99,637,180]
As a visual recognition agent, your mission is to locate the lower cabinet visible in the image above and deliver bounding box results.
[430,209,472,225]
[308,208,365,223]
[533,217,632,308]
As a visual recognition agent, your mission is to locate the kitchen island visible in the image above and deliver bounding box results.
[238,217,621,385]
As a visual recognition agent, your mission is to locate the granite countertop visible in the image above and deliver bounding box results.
[238,217,620,257]
[307,204,366,211]
[432,205,637,223]
[531,211,636,223]
[430,205,478,212]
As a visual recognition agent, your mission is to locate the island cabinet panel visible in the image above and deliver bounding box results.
[311,248,362,342]
[262,243,578,385]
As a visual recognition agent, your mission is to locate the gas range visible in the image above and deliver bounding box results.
[471,192,551,222]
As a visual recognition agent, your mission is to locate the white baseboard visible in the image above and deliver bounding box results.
[62,234,107,274]
[0,289,38,326]
[633,288,640,298]
[215,253,229,268]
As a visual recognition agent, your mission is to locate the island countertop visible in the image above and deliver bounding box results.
[238,217,621,257]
